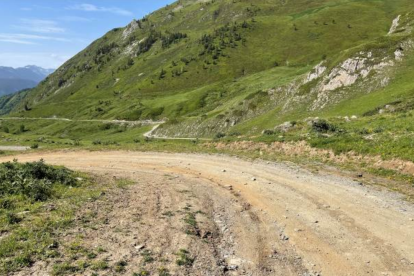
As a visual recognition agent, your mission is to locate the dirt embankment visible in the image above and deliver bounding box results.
[209,140,414,176]
[2,151,414,276]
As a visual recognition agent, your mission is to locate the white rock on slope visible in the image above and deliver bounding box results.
[122,20,139,40]
[388,15,401,35]
[304,62,327,83]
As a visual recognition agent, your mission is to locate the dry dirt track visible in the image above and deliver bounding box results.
[2,151,414,276]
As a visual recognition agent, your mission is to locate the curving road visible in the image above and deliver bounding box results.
[2,151,414,275]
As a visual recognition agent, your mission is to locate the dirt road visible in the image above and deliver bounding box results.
[143,123,211,141]
[0,117,163,126]
[2,151,414,276]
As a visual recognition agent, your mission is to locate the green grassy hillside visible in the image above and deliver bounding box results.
[1,0,414,139]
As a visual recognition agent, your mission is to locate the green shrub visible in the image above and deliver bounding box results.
[30,144,39,149]
[114,260,128,272]
[215,132,226,139]
[311,120,337,133]
[100,123,113,130]
[5,212,21,225]
[0,160,77,201]
[19,125,26,133]
[176,249,194,267]
[158,267,170,276]
[262,129,275,135]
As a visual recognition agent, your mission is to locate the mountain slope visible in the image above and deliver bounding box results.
[3,0,414,138]
[0,66,54,96]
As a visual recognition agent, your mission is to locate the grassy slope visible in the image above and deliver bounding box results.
[3,0,411,127]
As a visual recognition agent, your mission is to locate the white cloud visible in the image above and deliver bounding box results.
[67,3,133,16]
[13,19,65,34]
[0,33,70,45]
[0,38,35,45]
[60,15,92,22]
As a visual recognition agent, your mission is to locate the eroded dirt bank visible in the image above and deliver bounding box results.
[2,151,414,276]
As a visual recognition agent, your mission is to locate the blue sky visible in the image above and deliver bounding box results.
[0,0,175,69]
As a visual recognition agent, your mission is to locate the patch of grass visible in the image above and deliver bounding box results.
[175,249,194,267]
[4,212,22,225]
[162,211,175,217]
[133,270,150,276]
[52,262,81,276]
[0,161,105,275]
[184,213,197,227]
[141,249,155,265]
[87,251,98,260]
[0,159,78,201]
[97,246,107,253]
[158,267,170,276]
[114,260,128,272]
[116,178,135,189]
[91,259,109,271]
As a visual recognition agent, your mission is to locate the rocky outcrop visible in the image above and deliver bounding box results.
[388,15,401,35]
[304,62,327,84]
[122,20,140,40]
[322,57,372,91]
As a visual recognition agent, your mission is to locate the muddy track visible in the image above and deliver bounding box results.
[2,151,414,276]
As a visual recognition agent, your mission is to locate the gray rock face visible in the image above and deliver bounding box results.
[122,20,140,40]
[275,121,294,132]
[388,15,401,35]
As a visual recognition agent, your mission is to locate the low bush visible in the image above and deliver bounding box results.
[30,144,39,149]
[262,129,275,135]
[0,159,77,201]
[311,119,337,133]
[215,132,226,139]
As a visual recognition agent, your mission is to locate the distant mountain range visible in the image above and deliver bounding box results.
[0,66,54,96]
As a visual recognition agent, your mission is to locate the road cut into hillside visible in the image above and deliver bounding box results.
[2,151,414,276]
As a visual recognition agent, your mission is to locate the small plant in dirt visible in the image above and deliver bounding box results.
[134,270,150,276]
[184,213,197,227]
[116,179,135,189]
[162,211,175,217]
[175,249,194,267]
[114,260,128,272]
[158,267,170,276]
[91,260,109,271]
[87,251,97,259]
[141,250,155,264]
[52,262,80,276]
